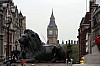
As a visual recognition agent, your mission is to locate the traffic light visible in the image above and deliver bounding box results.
[80,57,84,64]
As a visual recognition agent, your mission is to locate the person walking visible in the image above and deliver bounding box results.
[22,61,26,66]
[7,61,11,66]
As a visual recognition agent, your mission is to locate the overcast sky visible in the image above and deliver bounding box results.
[96,0,100,5]
[13,0,89,43]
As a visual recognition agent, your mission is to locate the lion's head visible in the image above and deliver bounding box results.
[18,29,42,52]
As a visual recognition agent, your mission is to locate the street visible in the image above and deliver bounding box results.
[0,63,100,66]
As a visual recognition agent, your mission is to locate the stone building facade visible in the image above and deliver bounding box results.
[78,12,91,60]
[0,0,26,60]
[78,0,100,63]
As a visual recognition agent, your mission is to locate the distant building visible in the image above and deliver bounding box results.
[71,40,73,44]
[47,10,58,45]
[74,40,76,44]
[65,40,78,44]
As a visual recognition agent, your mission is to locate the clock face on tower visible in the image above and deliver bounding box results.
[49,30,53,35]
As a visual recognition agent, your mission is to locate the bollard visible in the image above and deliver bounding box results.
[66,59,68,66]
[31,64,34,66]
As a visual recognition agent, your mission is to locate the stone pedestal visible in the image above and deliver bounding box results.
[84,45,100,64]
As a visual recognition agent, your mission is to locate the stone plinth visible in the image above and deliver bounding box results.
[84,45,100,64]
[73,64,100,66]
[92,45,100,54]
[84,53,100,64]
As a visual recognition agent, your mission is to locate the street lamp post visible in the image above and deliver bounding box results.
[15,40,18,50]
[6,15,12,60]
[19,12,23,37]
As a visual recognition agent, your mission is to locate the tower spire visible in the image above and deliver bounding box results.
[47,9,58,44]
[52,8,53,15]
[50,8,54,19]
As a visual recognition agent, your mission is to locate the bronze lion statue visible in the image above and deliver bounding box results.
[18,29,66,63]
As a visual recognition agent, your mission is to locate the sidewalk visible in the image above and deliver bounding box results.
[0,62,6,66]
[0,62,21,66]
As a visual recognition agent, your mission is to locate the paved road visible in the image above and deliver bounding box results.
[0,63,100,66]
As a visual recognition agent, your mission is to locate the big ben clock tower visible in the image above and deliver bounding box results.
[47,10,58,44]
